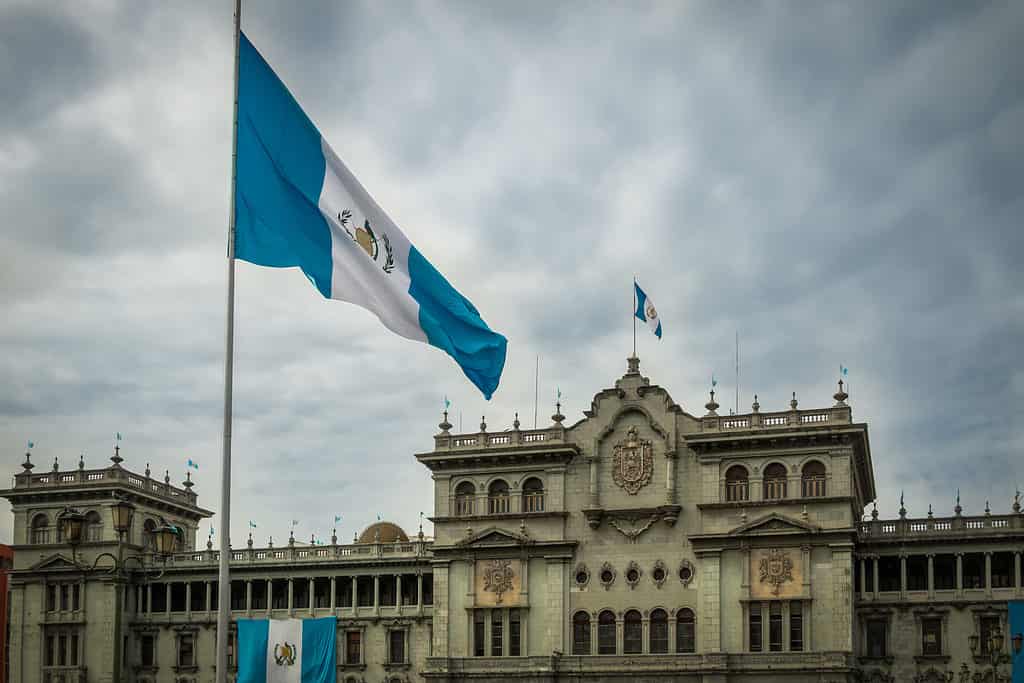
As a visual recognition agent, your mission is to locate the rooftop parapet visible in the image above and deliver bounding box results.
[858,511,1023,542]
[698,381,853,434]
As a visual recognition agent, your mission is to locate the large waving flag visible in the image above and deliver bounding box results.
[634,281,662,339]
[235,33,507,398]
[238,617,336,683]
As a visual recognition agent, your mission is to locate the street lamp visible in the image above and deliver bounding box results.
[57,508,86,545]
[153,522,182,556]
[1012,631,1022,655]
[110,499,135,535]
[968,625,1011,682]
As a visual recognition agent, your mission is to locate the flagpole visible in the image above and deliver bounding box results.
[632,277,637,357]
[216,1,241,682]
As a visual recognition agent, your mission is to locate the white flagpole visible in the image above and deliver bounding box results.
[216,1,241,682]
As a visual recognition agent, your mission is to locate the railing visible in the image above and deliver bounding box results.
[434,426,566,451]
[454,497,475,517]
[488,495,511,514]
[164,538,433,567]
[523,493,545,513]
[725,481,749,502]
[859,513,1023,540]
[14,466,198,505]
[701,404,852,432]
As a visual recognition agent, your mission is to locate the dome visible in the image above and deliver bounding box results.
[356,521,409,544]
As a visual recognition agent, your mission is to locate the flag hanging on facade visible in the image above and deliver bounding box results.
[234,33,506,399]
[237,617,336,683]
[634,282,662,339]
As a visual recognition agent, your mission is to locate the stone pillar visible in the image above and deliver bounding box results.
[927,554,935,598]
[185,582,192,618]
[1015,551,1022,595]
[395,575,402,611]
[985,552,993,597]
[329,577,336,611]
[417,573,424,612]
[246,580,252,616]
[642,613,650,654]
[956,553,964,598]
[432,564,450,656]
[872,557,879,599]
[699,552,722,652]
[546,559,566,654]
[859,557,867,597]
[616,613,624,655]
[165,583,171,615]
[373,575,380,616]
[588,457,599,507]
[665,453,677,505]
[351,576,358,610]
[831,547,854,652]
[899,555,907,599]
[205,581,211,612]
[308,578,315,614]
[268,580,274,612]
[287,578,294,615]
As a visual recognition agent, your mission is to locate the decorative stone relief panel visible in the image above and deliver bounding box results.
[474,558,521,606]
[750,548,800,598]
[612,426,653,495]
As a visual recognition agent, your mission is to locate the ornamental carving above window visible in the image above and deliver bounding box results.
[482,559,515,603]
[758,548,794,596]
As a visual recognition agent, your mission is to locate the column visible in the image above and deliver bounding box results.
[395,575,402,611]
[547,558,566,654]
[1015,552,1022,595]
[432,564,450,657]
[351,576,358,611]
[185,582,192,618]
[287,578,294,615]
[588,457,599,507]
[246,580,252,616]
[308,578,315,614]
[665,453,677,505]
[373,575,380,616]
[699,552,722,652]
[831,547,854,653]
[165,584,171,615]
[616,613,623,655]
[642,613,650,654]
[927,554,935,598]
[872,557,879,600]
[899,555,907,599]
[329,577,336,611]
[205,581,211,612]
[417,573,424,614]
[956,553,964,598]
[985,552,993,598]
[859,558,867,597]
[268,580,274,612]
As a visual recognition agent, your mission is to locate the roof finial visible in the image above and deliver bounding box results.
[438,409,452,434]
[898,490,906,518]
[22,450,34,472]
[833,378,849,405]
[752,394,760,413]
[871,501,878,520]
[790,391,799,410]
[627,355,640,375]
[268,536,274,548]
[110,443,123,466]
[955,488,962,516]
[164,470,170,485]
[479,416,487,433]
[331,528,337,545]
[52,456,59,472]
[183,471,194,490]
[984,500,991,516]
[704,389,720,416]
[207,535,213,550]
[927,503,933,518]
[78,453,85,470]
[1013,489,1021,514]
[288,529,295,546]
[513,412,520,430]
[247,532,253,548]
[145,463,151,478]
[552,400,565,425]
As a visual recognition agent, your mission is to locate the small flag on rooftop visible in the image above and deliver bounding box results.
[27,441,34,450]
[634,281,662,339]
[248,521,257,528]
[187,459,199,470]
[334,515,342,524]
[840,365,849,376]
[116,432,122,441]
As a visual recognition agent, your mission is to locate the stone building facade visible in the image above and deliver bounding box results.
[3,357,1023,683]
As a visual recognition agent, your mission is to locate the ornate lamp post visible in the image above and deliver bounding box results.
[967,624,1012,683]
[57,500,181,683]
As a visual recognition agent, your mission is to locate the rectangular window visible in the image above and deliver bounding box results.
[314,578,331,608]
[171,583,187,612]
[866,620,887,658]
[72,584,80,611]
[336,577,352,608]
[422,574,433,605]
[60,585,69,612]
[980,617,1001,654]
[46,635,55,666]
[141,635,155,667]
[272,579,289,609]
[151,584,167,613]
[47,585,57,612]
[178,634,195,667]
[227,631,236,668]
[749,603,763,652]
[509,609,521,657]
[345,631,361,664]
[389,630,405,664]
[58,635,67,666]
[789,602,803,652]
[922,617,942,655]
[491,610,503,656]
[769,602,783,652]
[230,580,246,611]
[473,611,485,657]
[69,635,79,666]
[191,582,207,612]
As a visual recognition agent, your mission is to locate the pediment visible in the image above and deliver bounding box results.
[729,512,819,537]
[29,553,80,572]
[456,527,530,548]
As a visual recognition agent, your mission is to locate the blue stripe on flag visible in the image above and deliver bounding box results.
[237,619,269,683]
[408,247,507,399]
[301,617,337,683]
[634,283,648,322]
[235,32,332,297]
[654,321,662,339]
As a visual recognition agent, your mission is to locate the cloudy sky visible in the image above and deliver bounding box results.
[2,0,1022,546]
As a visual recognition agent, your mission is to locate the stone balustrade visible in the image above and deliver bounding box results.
[164,538,432,568]
[12,465,198,506]
[701,404,852,433]
[858,512,1023,540]
[433,426,566,451]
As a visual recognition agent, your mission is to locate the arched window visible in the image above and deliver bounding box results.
[572,611,591,655]
[597,610,616,654]
[725,465,749,502]
[650,609,669,653]
[84,511,102,542]
[454,482,475,517]
[143,519,158,551]
[801,460,826,497]
[763,463,788,500]
[521,477,545,513]
[623,610,642,654]
[487,480,510,514]
[677,608,696,653]
[31,513,50,544]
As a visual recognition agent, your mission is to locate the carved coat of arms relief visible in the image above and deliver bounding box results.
[758,548,794,596]
[612,425,654,495]
[482,558,515,603]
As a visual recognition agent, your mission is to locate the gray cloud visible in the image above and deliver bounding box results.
[1,0,1021,544]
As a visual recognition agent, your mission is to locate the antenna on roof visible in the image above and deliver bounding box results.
[534,355,540,429]
[735,330,740,416]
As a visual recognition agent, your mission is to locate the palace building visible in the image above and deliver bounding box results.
[4,357,1023,683]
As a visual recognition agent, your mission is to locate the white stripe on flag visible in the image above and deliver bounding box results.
[266,619,302,683]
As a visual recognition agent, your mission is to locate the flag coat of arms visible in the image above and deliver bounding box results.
[235,32,506,399]
[634,282,662,339]
[237,617,336,683]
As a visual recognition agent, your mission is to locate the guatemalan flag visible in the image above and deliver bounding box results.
[235,32,507,399]
[634,281,662,339]
[237,617,336,683]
